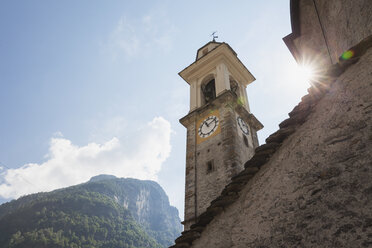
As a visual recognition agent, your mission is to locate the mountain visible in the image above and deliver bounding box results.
[0,175,182,248]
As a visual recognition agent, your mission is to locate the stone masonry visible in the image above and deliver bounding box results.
[180,91,261,230]
[173,1,371,246]
[172,37,372,248]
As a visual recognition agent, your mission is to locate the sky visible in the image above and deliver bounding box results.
[0,0,311,219]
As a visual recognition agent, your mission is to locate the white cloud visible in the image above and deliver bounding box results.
[0,117,172,199]
[106,11,177,58]
[109,17,140,58]
[52,131,64,138]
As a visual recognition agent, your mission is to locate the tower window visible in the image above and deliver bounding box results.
[206,160,214,173]
[202,79,216,104]
[243,135,249,147]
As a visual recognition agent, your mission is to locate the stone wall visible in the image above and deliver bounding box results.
[181,91,258,230]
[183,113,197,229]
[173,1,371,246]
[314,0,372,62]
[287,0,372,66]
[186,46,372,248]
[293,0,330,66]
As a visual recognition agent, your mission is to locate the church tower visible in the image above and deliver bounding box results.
[179,41,263,230]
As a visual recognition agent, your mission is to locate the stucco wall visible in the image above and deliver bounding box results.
[190,47,372,248]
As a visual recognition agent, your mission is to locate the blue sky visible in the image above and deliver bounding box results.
[0,0,310,218]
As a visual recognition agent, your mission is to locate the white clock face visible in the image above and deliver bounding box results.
[198,116,219,138]
[237,116,249,135]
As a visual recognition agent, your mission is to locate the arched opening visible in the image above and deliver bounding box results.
[201,78,216,104]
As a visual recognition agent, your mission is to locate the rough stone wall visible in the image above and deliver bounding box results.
[196,107,232,217]
[195,96,257,218]
[183,115,197,229]
[292,0,372,65]
[315,0,372,62]
[294,0,331,66]
[182,92,258,230]
[189,47,372,248]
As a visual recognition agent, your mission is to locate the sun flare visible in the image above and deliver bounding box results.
[294,64,315,85]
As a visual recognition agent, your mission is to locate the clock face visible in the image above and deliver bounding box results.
[198,115,219,138]
[237,116,249,135]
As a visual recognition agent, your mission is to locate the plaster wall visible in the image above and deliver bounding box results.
[191,47,372,248]
[215,63,230,96]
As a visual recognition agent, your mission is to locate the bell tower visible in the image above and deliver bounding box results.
[179,41,263,230]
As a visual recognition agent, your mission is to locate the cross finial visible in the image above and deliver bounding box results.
[211,31,218,42]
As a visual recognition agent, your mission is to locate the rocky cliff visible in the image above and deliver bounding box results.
[87,175,182,246]
[0,175,182,248]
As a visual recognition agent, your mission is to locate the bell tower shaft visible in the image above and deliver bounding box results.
[179,42,263,230]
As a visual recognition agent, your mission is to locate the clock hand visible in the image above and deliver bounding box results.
[207,119,215,125]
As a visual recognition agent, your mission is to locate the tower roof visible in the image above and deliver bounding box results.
[179,42,255,86]
[195,41,224,61]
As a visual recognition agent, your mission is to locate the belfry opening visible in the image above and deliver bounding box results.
[201,79,216,104]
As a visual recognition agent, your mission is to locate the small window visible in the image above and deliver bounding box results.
[243,135,249,147]
[206,160,214,173]
[202,48,208,56]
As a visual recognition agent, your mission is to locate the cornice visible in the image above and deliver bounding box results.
[179,43,255,86]
[179,90,263,130]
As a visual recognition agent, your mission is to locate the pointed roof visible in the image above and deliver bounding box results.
[179,42,255,86]
[195,41,224,61]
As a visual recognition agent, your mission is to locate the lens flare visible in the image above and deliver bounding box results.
[295,64,315,85]
[341,50,354,60]
[237,97,245,106]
